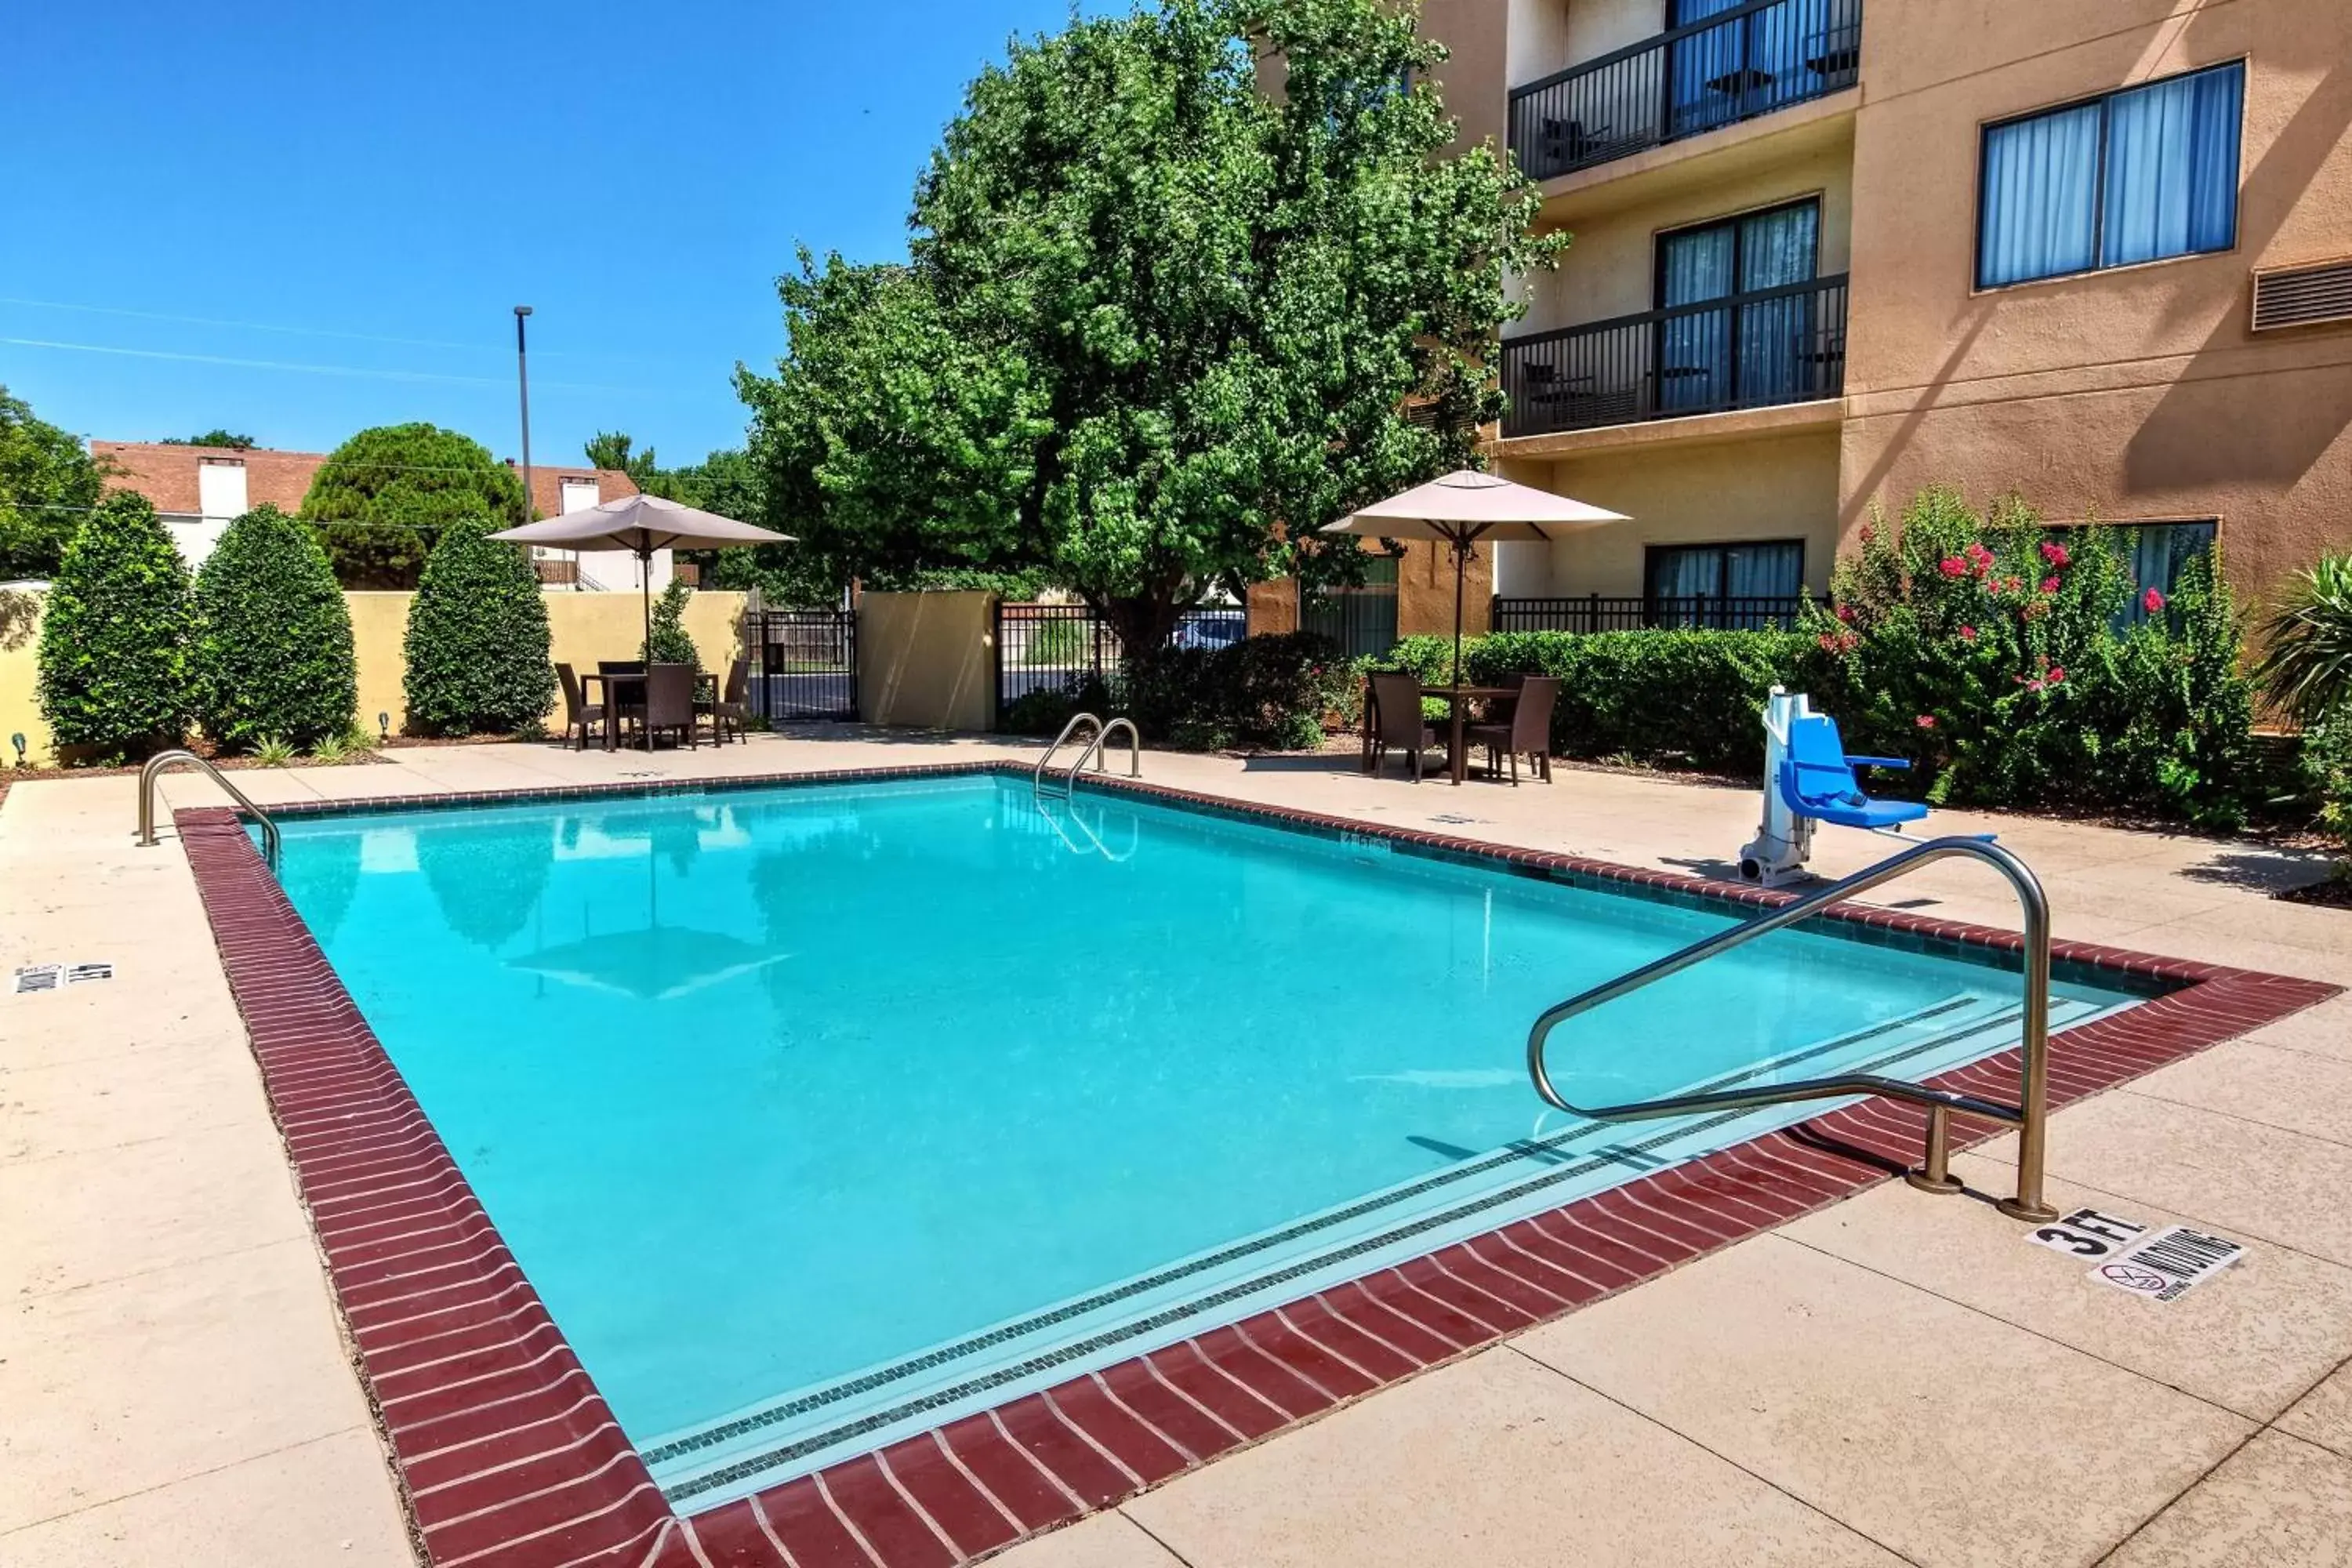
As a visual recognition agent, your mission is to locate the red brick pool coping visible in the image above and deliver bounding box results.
[176,761,2339,1568]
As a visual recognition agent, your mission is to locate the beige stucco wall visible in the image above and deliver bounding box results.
[1841,0,2352,608]
[0,590,746,764]
[857,590,996,731]
[1519,125,1856,332]
[1519,426,1843,596]
[0,590,49,767]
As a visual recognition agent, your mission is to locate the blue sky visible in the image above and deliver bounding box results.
[0,0,1111,467]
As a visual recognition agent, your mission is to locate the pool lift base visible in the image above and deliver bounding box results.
[1740,688,1944,887]
[1529,833,2061,1225]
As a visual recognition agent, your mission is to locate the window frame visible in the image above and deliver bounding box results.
[2045,518,2220,628]
[1642,537,1808,626]
[1653,195,1824,310]
[1973,59,2246,292]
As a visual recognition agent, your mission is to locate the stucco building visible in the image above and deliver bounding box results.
[1359,0,2350,639]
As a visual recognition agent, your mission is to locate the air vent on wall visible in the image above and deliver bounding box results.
[2251,256,2352,332]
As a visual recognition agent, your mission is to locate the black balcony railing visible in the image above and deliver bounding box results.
[1501,274,1847,438]
[1492,593,1814,633]
[1509,0,1863,182]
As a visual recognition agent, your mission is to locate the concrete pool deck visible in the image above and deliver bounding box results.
[5,728,2350,1566]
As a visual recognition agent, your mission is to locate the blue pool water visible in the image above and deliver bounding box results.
[270,773,2138,1508]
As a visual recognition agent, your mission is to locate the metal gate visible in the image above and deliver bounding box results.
[992,601,1248,724]
[742,608,857,722]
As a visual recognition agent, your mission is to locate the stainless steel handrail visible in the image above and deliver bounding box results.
[1526,836,2057,1221]
[1033,713,1104,796]
[136,750,282,871]
[1068,717,1141,783]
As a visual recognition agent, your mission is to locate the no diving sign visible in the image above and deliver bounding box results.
[2026,1207,2243,1303]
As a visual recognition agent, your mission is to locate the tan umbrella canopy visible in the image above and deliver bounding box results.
[1322,470,1626,686]
[492,495,795,656]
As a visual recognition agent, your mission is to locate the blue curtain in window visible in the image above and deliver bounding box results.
[1659,224,1737,412]
[1647,546,1722,626]
[1668,0,1752,138]
[1735,203,1820,404]
[1979,102,2101,287]
[1723,541,1803,601]
[2103,65,2242,268]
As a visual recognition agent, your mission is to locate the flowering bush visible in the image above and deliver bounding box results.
[1809,486,2257,827]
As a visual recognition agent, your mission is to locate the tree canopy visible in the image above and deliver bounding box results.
[0,386,107,580]
[162,430,256,449]
[302,422,526,587]
[739,0,1560,647]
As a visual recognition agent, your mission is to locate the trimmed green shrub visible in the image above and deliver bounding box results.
[1000,675,1114,737]
[35,491,195,759]
[401,518,557,735]
[1378,628,1814,773]
[641,578,699,671]
[1128,632,1350,751]
[192,504,357,751]
[2305,717,2352,862]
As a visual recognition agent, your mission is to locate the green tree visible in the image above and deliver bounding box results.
[303,423,527,588]
[161,430,257,449]
[0,386,107,580]
[641,577,699,670]
[34,492,195,757]
[401,517,557,735]
[740,0,1559,649]
[583,430,666,492]
[192,503,358,750]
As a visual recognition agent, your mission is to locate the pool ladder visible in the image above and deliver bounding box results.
[1525,836,2059,1222]
[136,749,282,872]
[1033,712,1141,799]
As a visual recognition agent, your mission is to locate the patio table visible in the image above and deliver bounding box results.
[585,670,717,751]
[1421,684,1519,785]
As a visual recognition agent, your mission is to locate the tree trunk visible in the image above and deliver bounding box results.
[1101,593,1186,668]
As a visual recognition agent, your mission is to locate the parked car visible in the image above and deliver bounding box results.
[1171,612,1246,651]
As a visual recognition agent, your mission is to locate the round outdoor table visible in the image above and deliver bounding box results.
[1421,684,1519,785]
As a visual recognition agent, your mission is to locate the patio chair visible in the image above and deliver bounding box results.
[555,663,606,751]
[1469,675,1559,785]
[641,662,699,750]
[1368,670,1445,782]
[700,659,751,746]
[598,659,647,742]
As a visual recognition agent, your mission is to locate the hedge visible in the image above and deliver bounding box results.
[192,503,358,750]
[401,517,557,735]
[34,492,195,758]
[1379,629,1813,773]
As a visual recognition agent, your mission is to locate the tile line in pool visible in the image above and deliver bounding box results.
[655,997,2064,1506]
[650,995,2050,1500]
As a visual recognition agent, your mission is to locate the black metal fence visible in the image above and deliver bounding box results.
[1492,593,1813,633]
[993,601,1247,720]
[742,608,857,721]
[1300,561,1400,661]
[1508,0,1863,182]
[1502,274,1848,438]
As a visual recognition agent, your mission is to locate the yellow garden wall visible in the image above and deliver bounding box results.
[857,590,996,731]
[0,590,746,764]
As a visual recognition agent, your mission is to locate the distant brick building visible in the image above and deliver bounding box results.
[89,441,653,586]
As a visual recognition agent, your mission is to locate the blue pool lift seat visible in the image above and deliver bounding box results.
[1777,712,1931,833]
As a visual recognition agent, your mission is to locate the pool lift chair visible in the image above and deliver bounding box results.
[1739,687,1957,887]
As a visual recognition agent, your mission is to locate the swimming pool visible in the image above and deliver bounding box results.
[267,771,2143,1511]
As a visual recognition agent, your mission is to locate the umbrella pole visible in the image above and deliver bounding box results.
[1450,532,1468,688]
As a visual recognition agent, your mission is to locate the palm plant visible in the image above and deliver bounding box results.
[2256,554,2352,727]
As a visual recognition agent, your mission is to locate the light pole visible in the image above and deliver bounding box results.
[512,305,535,525]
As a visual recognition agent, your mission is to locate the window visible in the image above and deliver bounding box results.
[1644,539,1806,627]
[2053,520,2216,628]
[1656,198,1822,413]
[1977,61,2243,289]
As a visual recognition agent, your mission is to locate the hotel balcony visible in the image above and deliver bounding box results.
[1500,274,1848,439]
[1508,0,1863,183]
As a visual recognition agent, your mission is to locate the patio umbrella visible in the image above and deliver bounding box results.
[1321,470,1627,687]
[491,495,795,657]
[510,925,792,1003]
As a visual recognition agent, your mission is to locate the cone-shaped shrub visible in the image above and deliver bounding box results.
[640,577,699,672]
[36,491,194,758]
[192,504,357,750]
[401,517,557,735]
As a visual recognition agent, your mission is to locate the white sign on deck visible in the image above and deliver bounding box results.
[2024,1207,2243,1302]
[10,962,114,996]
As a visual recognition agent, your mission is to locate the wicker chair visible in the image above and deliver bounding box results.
[1469,675,1559,784]
[555,664,607,751]
[641,662,699,750]
[700,659,751,746]
[1368,670,1446,782]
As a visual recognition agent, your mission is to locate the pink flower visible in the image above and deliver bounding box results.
[2005,577,2024,594]
[1939,557,1968,579]
[2040,541,2071,567]
[2047,666,2065,684]
[1915,714,1937,730]
[1958,624,1978,642]
[1858,522,1875,545]
[2040,575,2061,595]
[1835,603,1857,624]
[2143,587,2166,614]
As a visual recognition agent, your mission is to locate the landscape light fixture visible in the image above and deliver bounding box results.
[9,733,24,767]
[378,712,390,742]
